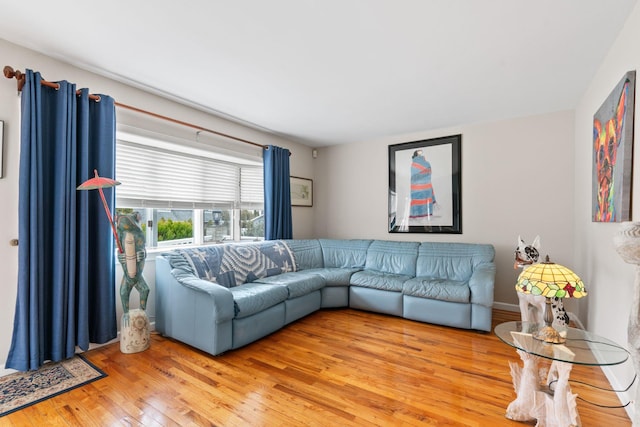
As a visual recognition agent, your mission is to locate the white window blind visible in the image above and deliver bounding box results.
[116,139,263,209]
[240,167,264,209]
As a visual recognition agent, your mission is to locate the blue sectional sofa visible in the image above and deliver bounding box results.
[155,239,496,356]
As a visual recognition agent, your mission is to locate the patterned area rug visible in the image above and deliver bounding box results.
[0,355,106,417]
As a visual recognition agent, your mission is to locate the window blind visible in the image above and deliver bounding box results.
[116,139,264,209]
[240,167,264,209]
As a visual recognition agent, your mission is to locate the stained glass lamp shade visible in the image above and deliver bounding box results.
[515,256,587,344]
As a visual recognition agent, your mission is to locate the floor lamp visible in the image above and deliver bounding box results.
[77,170,150,354]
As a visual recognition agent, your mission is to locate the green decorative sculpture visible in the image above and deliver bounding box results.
[76,171,150,353]
[116,212,150,353]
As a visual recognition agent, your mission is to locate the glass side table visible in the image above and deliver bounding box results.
[495,321,628,427]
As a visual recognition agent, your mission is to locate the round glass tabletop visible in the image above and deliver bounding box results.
[494,321,628,366]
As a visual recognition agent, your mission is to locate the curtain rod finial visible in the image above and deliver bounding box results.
[3,65,16,79]
[4,65,25,92]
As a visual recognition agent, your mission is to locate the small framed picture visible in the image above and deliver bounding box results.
[291,176,313,207]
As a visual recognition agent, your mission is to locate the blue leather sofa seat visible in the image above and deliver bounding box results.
[348,241,419,316]
[254,272,325,324]
[350,271,412,292]
[230,283,289,318]
[286,239,371,307]
[402,278,470,303]
[155,238,496,356]
[256,272,325,299]
[402,242,496,330]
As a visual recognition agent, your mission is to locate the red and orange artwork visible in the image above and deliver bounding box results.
[592,71,635,223]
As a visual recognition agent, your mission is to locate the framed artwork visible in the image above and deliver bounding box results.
[592,70,636,222]
[389,134,462,233]
[291,176,313,207]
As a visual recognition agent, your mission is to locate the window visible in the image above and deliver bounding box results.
[115,129,264,248]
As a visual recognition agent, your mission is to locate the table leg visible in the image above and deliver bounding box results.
[544,360,580,427]
[506,348,539,421]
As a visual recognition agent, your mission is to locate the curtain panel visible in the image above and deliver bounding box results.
[6,70,117,371]
[263,145,292,240]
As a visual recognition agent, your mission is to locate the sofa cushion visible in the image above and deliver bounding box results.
[416,242,495,281]
[229,283,289,318]
[255,272,325,299]
[283,239,324,270]
[319,239,372,268]
[403,277,470,303]
[302,267,361,286]
[350,270,412,292]
[364,240,419,276]
[175,241,296,287]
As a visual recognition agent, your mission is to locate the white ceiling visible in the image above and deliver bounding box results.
[0,0,637,147]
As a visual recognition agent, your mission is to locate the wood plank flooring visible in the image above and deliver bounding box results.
[0,309,632,426]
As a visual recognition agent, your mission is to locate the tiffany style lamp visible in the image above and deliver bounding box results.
[515,256,587,344]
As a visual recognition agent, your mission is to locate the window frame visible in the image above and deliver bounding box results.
[115,128,264,249]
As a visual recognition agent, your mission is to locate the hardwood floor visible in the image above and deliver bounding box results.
[0,309,632,426]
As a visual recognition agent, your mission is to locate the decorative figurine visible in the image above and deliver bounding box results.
[613,222,640,427]
[116,212,150,354]
[514,236,569,327]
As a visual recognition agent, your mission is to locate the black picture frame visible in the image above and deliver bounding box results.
[290,176,313,207]
[388,134,462,234]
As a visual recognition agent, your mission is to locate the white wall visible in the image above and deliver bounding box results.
[573,0,640,417]
[314,111,576,310]
[2,3,639,412]
[0,38,316,372]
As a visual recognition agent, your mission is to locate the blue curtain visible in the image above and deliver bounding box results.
[263,145,293,240]
[6,70,117,371]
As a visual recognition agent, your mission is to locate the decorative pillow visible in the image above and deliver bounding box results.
[175,241,297,287]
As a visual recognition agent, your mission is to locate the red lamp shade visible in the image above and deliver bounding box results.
[77,169,123,253]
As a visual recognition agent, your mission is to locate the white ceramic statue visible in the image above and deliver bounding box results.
[613,221,640,427]
[116,212,150,354]
[514,236,570,327]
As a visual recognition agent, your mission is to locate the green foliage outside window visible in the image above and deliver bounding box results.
[115,208,262,244]
[158,218,193,241]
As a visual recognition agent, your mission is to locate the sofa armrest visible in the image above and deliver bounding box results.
[156,255,234,355]
[468,262,496,307]
[172,271,235,321]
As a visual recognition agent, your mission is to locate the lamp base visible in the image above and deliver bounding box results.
[533,325,566,344]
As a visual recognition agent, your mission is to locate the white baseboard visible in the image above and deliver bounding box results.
[493,302,520,312]
[0,321,156,377]
[493,302,586,330]
[601,364,635,421]
[0,366,17,377]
